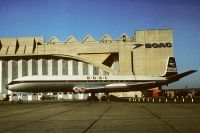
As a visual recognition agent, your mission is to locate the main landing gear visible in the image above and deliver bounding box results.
[105,93,111,103]
[87,93,99,101]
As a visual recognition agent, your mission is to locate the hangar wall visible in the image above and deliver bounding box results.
[133,29,173,75]
[0,29,174,99]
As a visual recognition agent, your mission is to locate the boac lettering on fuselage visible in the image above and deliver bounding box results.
[87,76,107,80]
[145,42,172,48]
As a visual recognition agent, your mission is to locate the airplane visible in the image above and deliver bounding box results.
[6,57,196,99]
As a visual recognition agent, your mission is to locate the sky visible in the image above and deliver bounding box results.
[0,0,199,89]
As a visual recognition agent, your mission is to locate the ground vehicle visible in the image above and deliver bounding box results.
[0,94,9,101]
[40,95,56,100]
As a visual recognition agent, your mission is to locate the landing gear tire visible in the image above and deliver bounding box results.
[87,93,99,101]
[18,99,23,104]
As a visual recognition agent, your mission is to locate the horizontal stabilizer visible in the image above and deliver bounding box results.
[167,70,197,81]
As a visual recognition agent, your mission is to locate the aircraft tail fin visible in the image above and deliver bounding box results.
[162,57,178,77]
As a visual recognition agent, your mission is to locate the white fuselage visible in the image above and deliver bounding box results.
[6,75,167,93]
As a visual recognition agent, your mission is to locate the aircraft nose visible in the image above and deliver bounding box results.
[6,84,16,92]
[6,84,10,90]
[6,81,14,91]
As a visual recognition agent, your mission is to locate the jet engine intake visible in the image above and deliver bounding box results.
[73,87,85,93]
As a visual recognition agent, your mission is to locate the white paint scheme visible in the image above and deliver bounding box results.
[5,57,196,94]
[10,75,166,81]
[106,83,127,87]
[6,74,167,93]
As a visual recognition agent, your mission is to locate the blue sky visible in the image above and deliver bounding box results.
[0,0,199,88]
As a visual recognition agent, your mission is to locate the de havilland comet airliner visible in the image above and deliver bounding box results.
[6,57,196,95]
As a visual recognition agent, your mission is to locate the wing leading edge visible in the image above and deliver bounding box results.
[82,82,161,93]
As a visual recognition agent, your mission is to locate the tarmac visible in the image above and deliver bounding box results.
[0,101,200,133]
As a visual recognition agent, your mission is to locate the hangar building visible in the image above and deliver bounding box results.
[0,29,173,100]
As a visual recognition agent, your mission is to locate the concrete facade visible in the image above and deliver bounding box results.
[0,29,174,100]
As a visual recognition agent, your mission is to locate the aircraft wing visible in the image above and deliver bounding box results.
[83,82,159,93]
[127,82,160,91]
